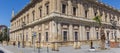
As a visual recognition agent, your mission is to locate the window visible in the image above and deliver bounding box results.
[32,11,35,21]
[105,14,107,22]
[73,7,77,16]
[87,32,89,40]
[96,32,99,39]
[75,32,78,41]
[26,34,28,41]
[27,14,29,23]
[85,10,88,18]
[24,16,26,23]
[18,36,19,41]
[111,32,114,39]
[46,3,49,15]
[39,7,42,17]
[62,4,66,14]
[46,32,48,42]
[63,31,67,41]
[39,33,41,42]
[94,12,97,16]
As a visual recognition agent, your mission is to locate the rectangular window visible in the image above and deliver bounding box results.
[27,14,29,23]
[46,32,48,42]
[24,16,26,24]
[105,14,107,22]
[32,11,35,21]
[32,36,34,44]
[39,33,41,42]
[96,32,99,39]
[75,32,78,41]
[87,32,89,40]
[39,7,42,17]
[73,7,77,16]
[26,35,28,41]
[85,10,88,18]
[94,12,97,16]
[62,4,66,14]
[112,33,113,39]
[63,31,67,41]
[46,4,49,15]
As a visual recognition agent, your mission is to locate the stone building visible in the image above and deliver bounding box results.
[10,0,120,50]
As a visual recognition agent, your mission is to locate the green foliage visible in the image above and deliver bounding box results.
[0,32,3,42]
[0,28,9,42]
[93,15,102,26]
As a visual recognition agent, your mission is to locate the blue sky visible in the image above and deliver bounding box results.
[0,0,120,27]
[0,0,29,27]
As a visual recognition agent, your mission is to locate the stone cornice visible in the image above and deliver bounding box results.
[11,0,120,22]
[11,0,41,22]
[10,12,120,33]
[88,0,120,14]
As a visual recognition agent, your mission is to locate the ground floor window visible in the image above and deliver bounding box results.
[39,33,41,42]
[26,32,28,41]
[86,32,89,40]
[32,36,34,44]
[75,32,78,41]
[46,32,48,42]
[96,32,99,39]
[63,31,67,41]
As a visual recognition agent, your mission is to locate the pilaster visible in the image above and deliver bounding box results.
[69,24,73,41]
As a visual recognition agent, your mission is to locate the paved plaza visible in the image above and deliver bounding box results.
[0,44,120,53]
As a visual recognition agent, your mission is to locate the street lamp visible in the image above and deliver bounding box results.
[32,32,36,52]
[22,22,26,48]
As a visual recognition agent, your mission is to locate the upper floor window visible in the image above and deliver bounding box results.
[45,3,49,15]
[32,11,35,21]
[27,14,29,23]
[93,7,97,16]
[73,7,77,16]
[39,7,42,17]
[62,4,66,14]
[24,16,26,23]
[105,14,107,22]
[85,10,88,18]
[83,4,89,18]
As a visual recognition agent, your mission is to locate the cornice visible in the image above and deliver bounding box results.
[11,0,120,22]
[11,0,40,22]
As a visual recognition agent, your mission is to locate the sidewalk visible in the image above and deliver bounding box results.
[0,44,119,53]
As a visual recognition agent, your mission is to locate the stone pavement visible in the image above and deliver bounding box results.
[0,44,120,53]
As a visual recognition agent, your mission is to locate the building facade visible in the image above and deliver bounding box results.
[10,0,120,50]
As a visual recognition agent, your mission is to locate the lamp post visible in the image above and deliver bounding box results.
[32,32,36,53]
[22,22,25,48]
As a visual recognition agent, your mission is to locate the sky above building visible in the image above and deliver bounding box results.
[0,0,120,27]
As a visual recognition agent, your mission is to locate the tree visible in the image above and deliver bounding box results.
[0,32,3,43]
[93,15,106,50]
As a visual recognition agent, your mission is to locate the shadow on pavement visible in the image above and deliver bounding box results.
[0,50,4,53]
